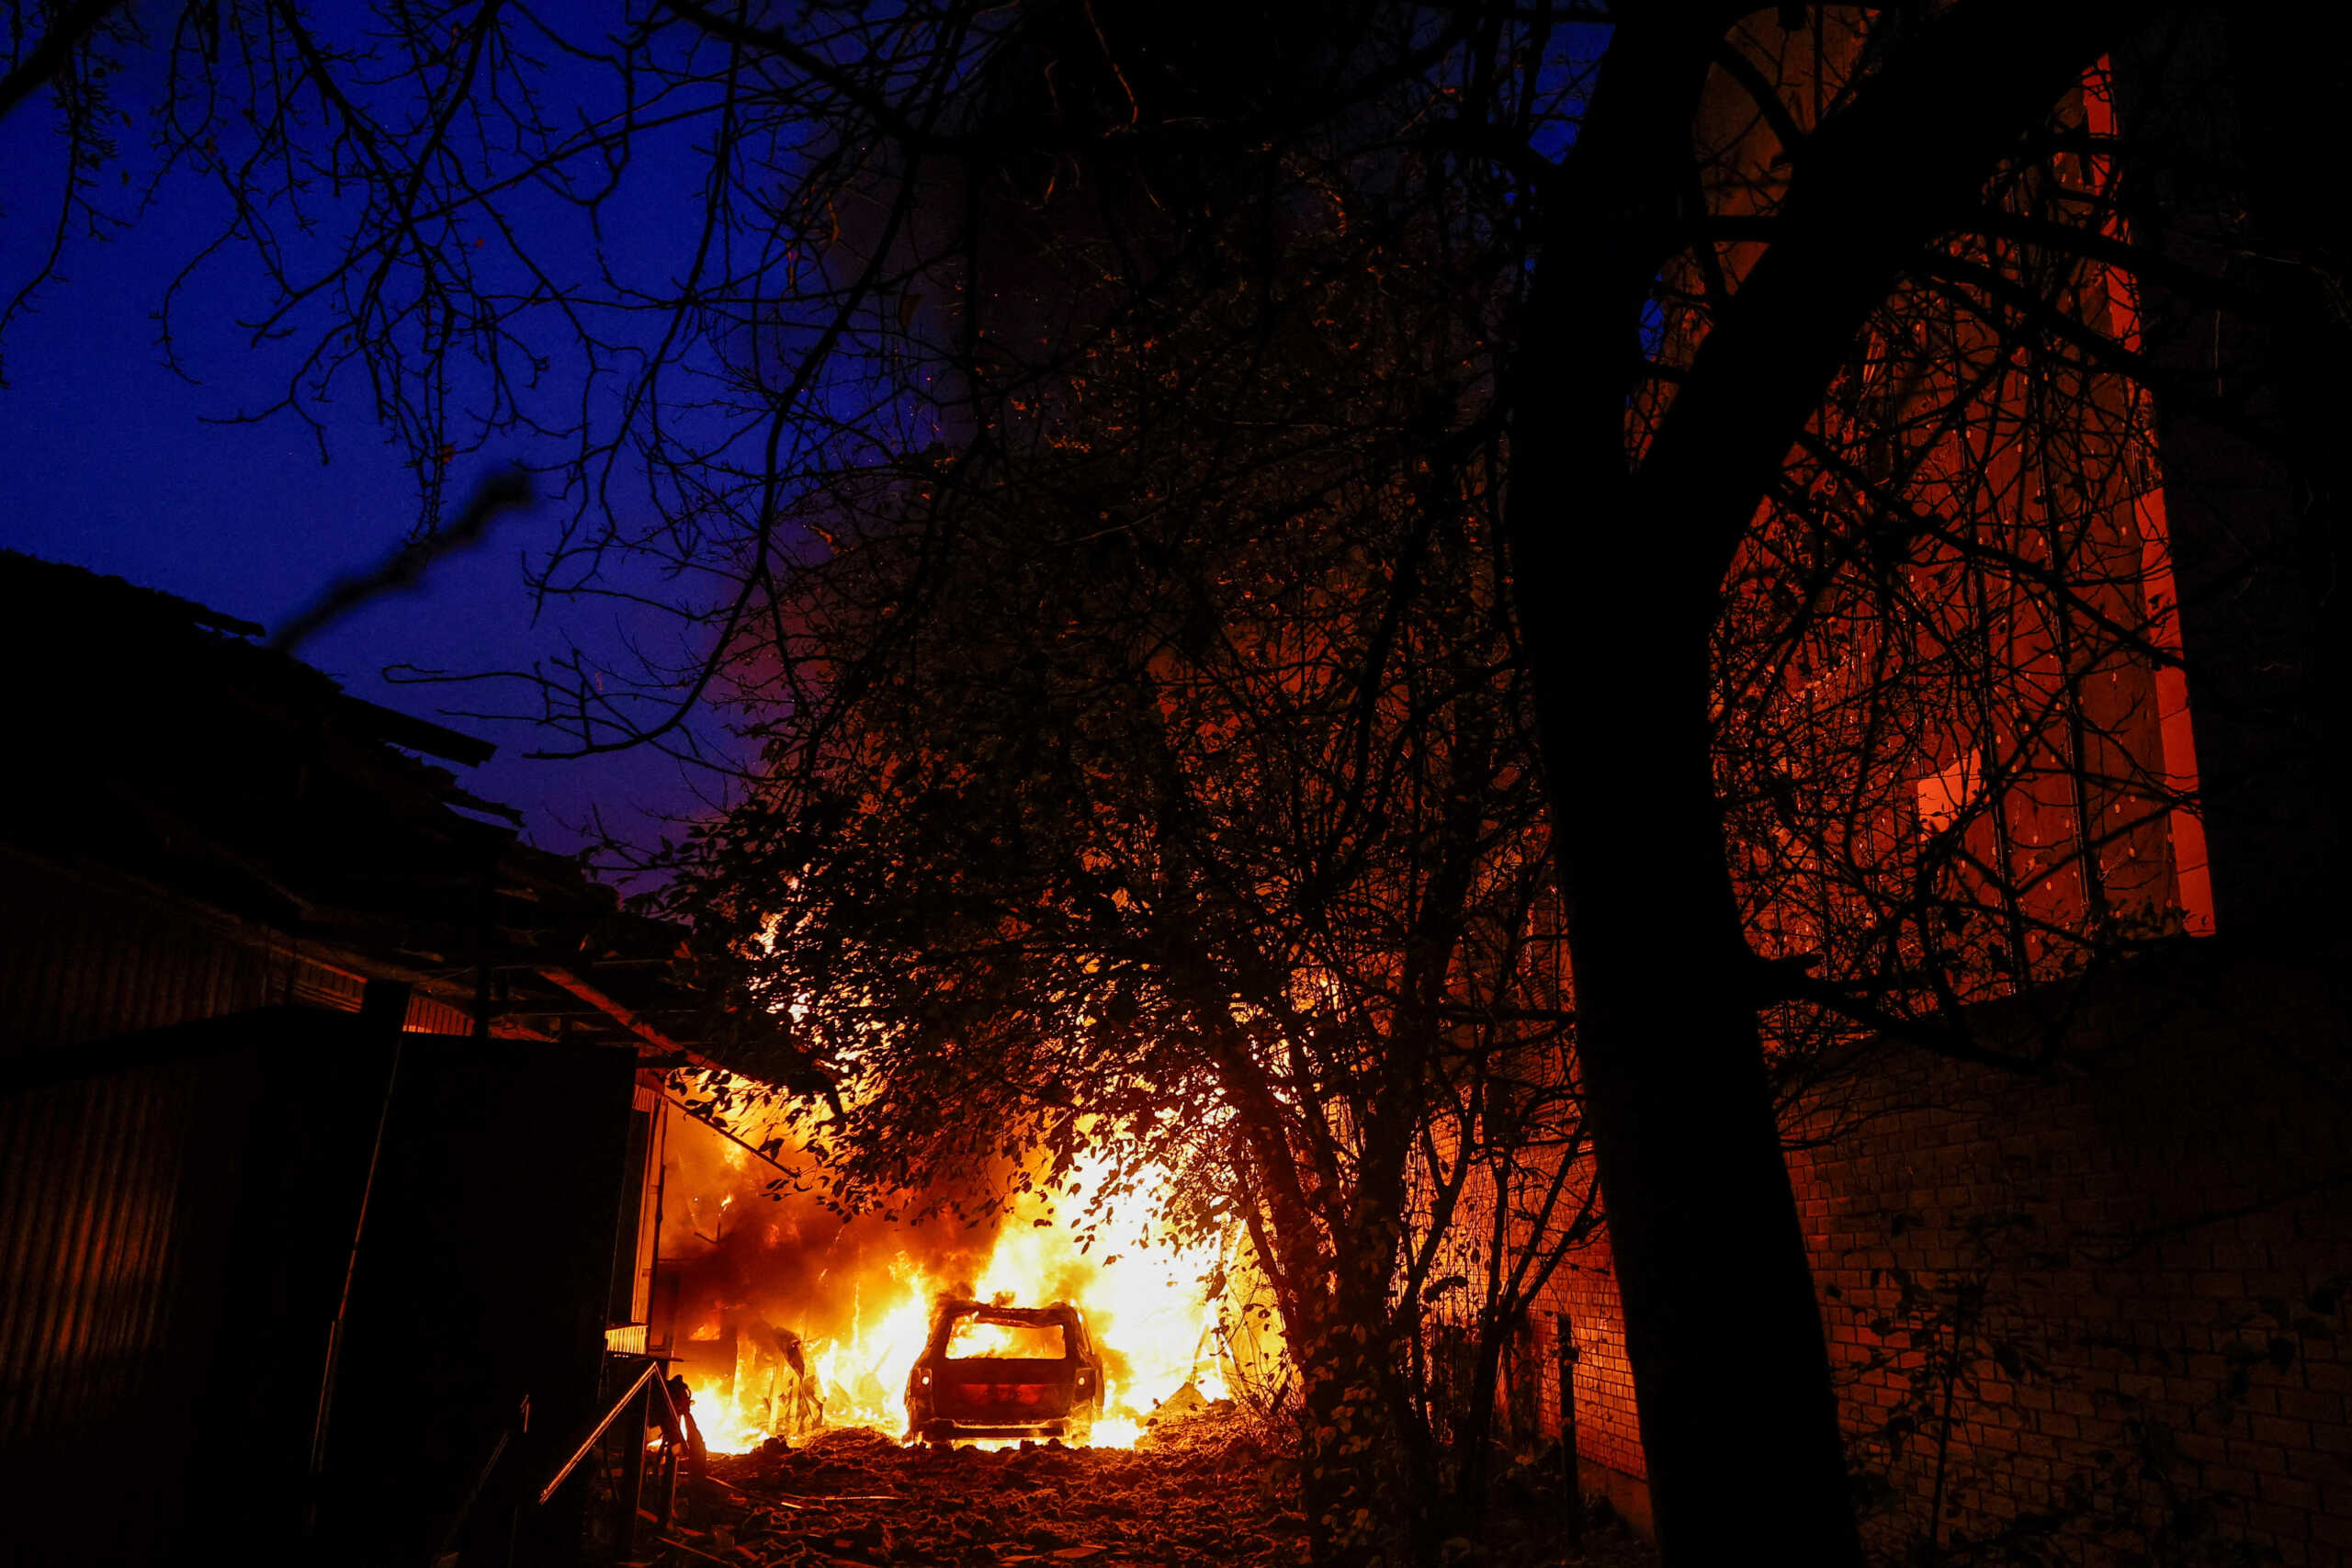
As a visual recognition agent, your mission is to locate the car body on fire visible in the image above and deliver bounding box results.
[904,1299,1105,1443]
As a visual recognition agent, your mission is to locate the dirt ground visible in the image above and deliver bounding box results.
[652,1412,1657,1568]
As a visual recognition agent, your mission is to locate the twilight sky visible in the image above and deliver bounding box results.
[0,26,1590,861]
[0,65,721,859]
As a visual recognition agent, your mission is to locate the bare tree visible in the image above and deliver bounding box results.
[1498,6,2339,1564]
[664,198,1592,1557]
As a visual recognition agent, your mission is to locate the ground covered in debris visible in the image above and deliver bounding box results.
[651,1410,1656,1568]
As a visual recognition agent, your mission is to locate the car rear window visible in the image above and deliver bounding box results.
[944,1314,1069,1359]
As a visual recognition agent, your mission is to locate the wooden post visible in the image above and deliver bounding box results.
[616,1378,650,1560]
[306,982,410,1540]
[1558,1313,1583,1549]
[653,1373,684,1530]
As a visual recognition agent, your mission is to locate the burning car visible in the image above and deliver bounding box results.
[903,1298,1106,1443]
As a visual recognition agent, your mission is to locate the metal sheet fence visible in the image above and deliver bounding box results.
[0,1050,214,1445]
[0,1013,384,1563]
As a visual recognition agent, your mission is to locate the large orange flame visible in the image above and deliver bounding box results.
[663,1109,1235,1453]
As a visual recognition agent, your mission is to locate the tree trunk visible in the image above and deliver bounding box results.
[1501,6,2154,1562]
[1518,546,1863,1566]
[1287,1281,1427,1568]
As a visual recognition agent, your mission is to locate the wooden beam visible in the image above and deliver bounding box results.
[537,965,728,1073]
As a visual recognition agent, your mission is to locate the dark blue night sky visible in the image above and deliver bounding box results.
[0,68,711,857]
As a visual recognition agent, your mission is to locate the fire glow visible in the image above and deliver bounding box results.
[662,1108,1234,1454]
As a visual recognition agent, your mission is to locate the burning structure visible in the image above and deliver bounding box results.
[0,551,1274,1568]
[641,1093,1260,1456]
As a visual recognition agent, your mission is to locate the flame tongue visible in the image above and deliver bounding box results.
[676,1145,1227,1453]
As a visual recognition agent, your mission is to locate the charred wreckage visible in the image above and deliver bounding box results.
[904,1299,1109,1445]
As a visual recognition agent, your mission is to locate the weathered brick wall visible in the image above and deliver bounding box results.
[1557,935,2352,1562]
[1403,1154,1645,1507]
[1524,1241,1655,1534]
[1528,1246,1647,1484]
[1792,938,2352,1564]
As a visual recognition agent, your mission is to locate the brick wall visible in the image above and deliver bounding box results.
[1408,1139,1648,1515]
[1528,1240,1654,1534]
[1556,933,2352,1562]
[1530,1247,1645,1480]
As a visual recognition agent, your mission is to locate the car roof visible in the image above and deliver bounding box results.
[929,1298,1082,1325]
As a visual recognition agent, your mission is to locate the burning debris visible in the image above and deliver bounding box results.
[678,1415,1295,1568]
[658,1408,1656,1568]
[687,1410,1302,1568]
[656,1089,1265,1456]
